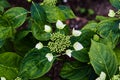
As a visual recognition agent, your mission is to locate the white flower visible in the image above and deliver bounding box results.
[56,20,66,29]
[1,77,6,80]
[44,25,52,33]
[65,49,72,57]
[45,53,53,62]
[108,9,115,17]
[96,72,106,80]
[72,28,82,37]
[73,42,83,51]
[35,42,43,49]
[15,77,22,80]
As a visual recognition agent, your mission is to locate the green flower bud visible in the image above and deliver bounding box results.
[93,34,100,41]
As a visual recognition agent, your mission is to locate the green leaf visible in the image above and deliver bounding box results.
[0,26,14,40]
[42,5,66,23]
[15,30,30,41]
[72,48,89,62]
[0,0,10,8]
[31,2,46,24]
[31,23,51,41]
[114,47,120,66]
[19,47,55,79]
[58,5,76,19]
[4,7,27,28]
[89,40,117,79]
[0,6,4,13]
[110,0,120,9]
[97,19,119,38]
[0,39,4,48]
[60,61,91,80]
[0,64,18,80]
[82,22,98,32]
[0,52,22,80]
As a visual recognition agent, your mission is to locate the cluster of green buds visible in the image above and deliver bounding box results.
[35,20,84,62]
[48,32,71,53]
[42,0,57,6]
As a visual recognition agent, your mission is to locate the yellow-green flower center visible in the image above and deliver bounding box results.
[48,32,71,53]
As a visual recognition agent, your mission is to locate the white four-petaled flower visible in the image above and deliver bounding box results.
[45,53,53,62]
[56,20,66,29]
[65,49,72,57]
[72,28,82,37]
[35,42,43,49]
[1,77,6,80]
[44,25,52,33]
[108,9,115,17]
[96,72,106,80]
[73,42,83,51]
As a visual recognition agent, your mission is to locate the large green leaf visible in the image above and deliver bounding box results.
[110,0,120,9]
[0,64,18,80]
[72,48,89,62]
[0,0,10,8]
[31,23,51,41]
[0,52,22,80]
[19,47,55,79]
[58,5,76,19]
[4,7,27,28]
[42,5,66,23]
[89,40,117,79]
[60,61,91,80]
[97,19,119,38]
[31,2,46,24]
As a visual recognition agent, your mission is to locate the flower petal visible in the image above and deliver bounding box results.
[45,53,53,62]
[73,42,83,51]
[108,9,115,17]
[96,72,106,80]
[65,49,72,57]
[35,42,43,49]
[1,77,6,80]
[44,25,52,33]
[72,28,82,37]
[56,20,66,29]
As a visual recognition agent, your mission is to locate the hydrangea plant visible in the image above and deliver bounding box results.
[0,0,120,80]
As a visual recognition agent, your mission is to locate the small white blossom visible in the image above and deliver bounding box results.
[15,77,22,80]
[35,42,43,49]
[65,49,72,57]
[63,0,68,3]
[1,77,6,80]
[72,28,82,37]
[45,53,53,62]
[108,9,115,17]
[56,20,66,29]
[44,25,52,33]
[73,42,83,51]
[96,72,106,80]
